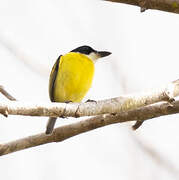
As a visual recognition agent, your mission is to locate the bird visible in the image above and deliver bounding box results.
[46,45,111,134]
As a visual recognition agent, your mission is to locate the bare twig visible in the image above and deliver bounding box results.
[0,85,16,101]
[105,0,179,14]
[0,85,16,117]
[132,120,144,130]
[1,99,179,156]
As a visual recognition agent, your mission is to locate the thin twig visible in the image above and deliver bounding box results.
[0,85,16,101]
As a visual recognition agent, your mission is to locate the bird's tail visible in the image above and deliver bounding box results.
[46,117,57,134]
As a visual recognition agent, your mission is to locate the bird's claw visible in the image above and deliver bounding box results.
[85,99,97,103]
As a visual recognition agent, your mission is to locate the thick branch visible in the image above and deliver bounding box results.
[0,80,178,118]
[105,0,179,14]
[0,100,179,156]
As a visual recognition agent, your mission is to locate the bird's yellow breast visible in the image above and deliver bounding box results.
[52,52,95,102]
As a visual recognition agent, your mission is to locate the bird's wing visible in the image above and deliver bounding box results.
[49,55,62,102]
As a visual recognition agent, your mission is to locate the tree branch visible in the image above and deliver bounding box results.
[0,79,179,156]
[1,99,179,156]
[105,0,179,14]
[0,79,178,118]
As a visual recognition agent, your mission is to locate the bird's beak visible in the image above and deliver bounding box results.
[96,51,112,58]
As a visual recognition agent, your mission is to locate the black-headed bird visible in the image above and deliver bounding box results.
[46,45,111,134]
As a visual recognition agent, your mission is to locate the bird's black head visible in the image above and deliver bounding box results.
[70,45,111,61]
[71,45,96,55]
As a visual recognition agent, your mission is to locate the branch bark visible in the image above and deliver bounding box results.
[105,0,179,14]
[0,79,179,156]
[0,79,178,118]
[1,99,179,156]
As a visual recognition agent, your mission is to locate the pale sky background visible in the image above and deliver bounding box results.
[0,0,179,180]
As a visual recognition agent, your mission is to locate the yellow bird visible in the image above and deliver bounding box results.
[46,45,111,134]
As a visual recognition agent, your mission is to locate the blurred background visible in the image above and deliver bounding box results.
[0,0,179,179]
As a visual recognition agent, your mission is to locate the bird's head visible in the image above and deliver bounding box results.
[71,45,111,63]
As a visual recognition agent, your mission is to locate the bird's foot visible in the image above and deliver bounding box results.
[60,101,73,118]
[65,101,72,103]
[85,99,97,103]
